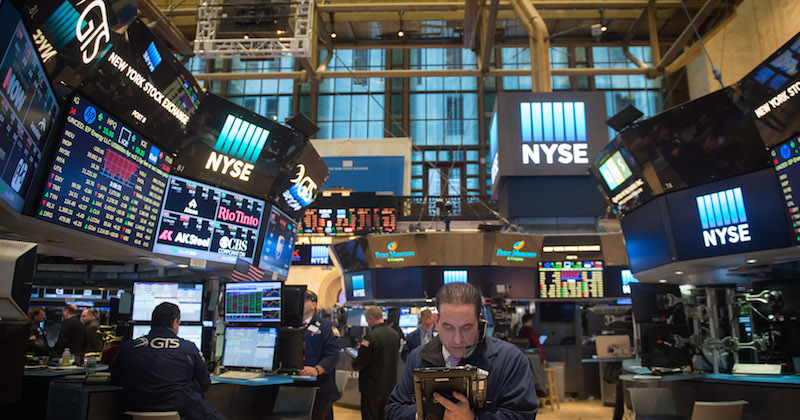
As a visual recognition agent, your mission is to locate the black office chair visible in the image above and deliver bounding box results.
[263,385,318,420]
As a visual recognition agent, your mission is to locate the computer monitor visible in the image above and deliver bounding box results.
[132,282,204,322]
[346,308,367,327]
[224,282,282,323]
[222,326,278,370]
[132,324,203,350]
[275,327,304,370]
[0,240,36,318]
[399,313,419,328]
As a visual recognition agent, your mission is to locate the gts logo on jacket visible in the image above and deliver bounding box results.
[133,337,181,349]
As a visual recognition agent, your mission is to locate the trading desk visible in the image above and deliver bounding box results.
[620,359,800,420]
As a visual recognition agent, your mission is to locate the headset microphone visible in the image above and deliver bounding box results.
[464,319,488,350]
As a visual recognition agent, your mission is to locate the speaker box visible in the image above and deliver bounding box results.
[281,285,307,328]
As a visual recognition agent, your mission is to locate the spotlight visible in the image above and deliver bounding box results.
[398,29,404,38]
[331,31,337,39]
[746,258,758,264]
[658,279,668,283]
[243,34,249,40]
[601,24,608,32]
[328,12,336,39]
[398,11,405,38]
[276,30,285,35]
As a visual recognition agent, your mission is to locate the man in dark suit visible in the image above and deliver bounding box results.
[54,305,86,361]
[400,309,435,362]
[301,290,341,420]
[353,306,400,420]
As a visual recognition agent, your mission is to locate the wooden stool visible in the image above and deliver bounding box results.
[542,367,560,410]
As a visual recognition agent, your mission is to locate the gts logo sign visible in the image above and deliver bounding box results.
[132,337,180,349]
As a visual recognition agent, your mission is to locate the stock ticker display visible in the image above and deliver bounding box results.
[224,281,282,323]
[539,261,605,299]
[0,6,60,211]
[300,207,396,236]
[37,95,171,249]
[771,135,800,243]
[152,175,265,264]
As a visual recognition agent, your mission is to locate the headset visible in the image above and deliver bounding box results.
[464,312,488,350]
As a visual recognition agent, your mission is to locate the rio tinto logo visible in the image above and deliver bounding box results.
[76,0,112,64]
[696,187,752,248]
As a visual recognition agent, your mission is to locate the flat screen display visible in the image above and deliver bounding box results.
[346,308,367,327]
[291,244,330,265]
[665,168,791,261]
[222,326,278,370]
[152,175,265,264]
[619,196,673,273]
[538,261,605,299]
[37,94,172,249]
[299,206,396,235]
[79,19,203,153]
[0,2,60,211]
[132,324,202,350]
[344,270,374,301]
[42,288,104,300]
[329,238,369,272]
[173,93,307,200]
[770,135,800,243]
[132,282,204,322]
[443,270,468,284]
[257,204,297,278]
[399,314,419,328]
[598,151,633,191]
[224,281,281,323]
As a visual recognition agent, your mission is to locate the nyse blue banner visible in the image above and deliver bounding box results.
[666,168,791,261]
[322,156,404,195]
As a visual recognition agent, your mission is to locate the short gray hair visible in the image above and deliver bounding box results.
[435,282,483,319]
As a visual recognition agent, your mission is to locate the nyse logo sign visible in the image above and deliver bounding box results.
[205,115,270,182]
[519,101,588,165]
[352,274,366,298]
[696,187,752,248]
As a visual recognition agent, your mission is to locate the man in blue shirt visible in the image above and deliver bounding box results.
[386,282,538,419]
[111,302,223,420]
[301,290,341,420]
[401,309,435,362]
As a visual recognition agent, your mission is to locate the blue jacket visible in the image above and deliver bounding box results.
[401,327,434,362]
[111,327,223,420]
[304,314,342,402]
[385,335,538,419]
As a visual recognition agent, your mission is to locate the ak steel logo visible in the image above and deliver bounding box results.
[696,187,752,248]
[374,241,416,262]
[352,274,366,297]
[496,240,538,262]
[205,115,271,182]
[519,101,589,165]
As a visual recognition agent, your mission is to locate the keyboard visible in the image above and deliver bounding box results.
[218,370,264,380]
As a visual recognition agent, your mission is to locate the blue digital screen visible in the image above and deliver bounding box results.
[667,168,791,261]
[443,269,468,284]
[257,204,297,278]
[344,270,373,301]
[770,135,800,243]
[519,101,586,143]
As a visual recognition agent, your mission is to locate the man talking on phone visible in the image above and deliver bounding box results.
[385,282,538,419]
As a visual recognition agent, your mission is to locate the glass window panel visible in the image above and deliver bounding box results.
[466,177,479,190]
[411,121,426,145]
[317,122,332,139]
[447,168,461,195]
[427,120,444,145]
[428,168,441,196]
[453,150,465,161]
[368,122,384,138]
[424,150,437,162]
[466,150,479,161]
[412,164,423,176]
[438,151,450,161]
[317,96,334,121]
[411,179,423,190]
[332,122,350,139]
[351,95,369,120]
[410,94,426,119]
[351,121,368,138]
[412,152,423,162]
[333,96,352,120]
[467,164,479,176]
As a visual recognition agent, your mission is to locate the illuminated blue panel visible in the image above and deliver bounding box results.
[352,275,365,290]
[215,115,236,151]
[220,117,243,154]
[233,123,257,159]
[542,102,554,142]
[575,102,587,141]
[717,191,732,226]
[697,196,710,230]
[250,129,271,162]
[726,189,739,224]
[733,187,747,222]
[242,126,264,161]
[532,103,543,142]
[710,193,723,229]
[703,195,716,228]
[553,102,565,142]
[564,102,576,141]
[520,103,532,142]
[230,120,251,157]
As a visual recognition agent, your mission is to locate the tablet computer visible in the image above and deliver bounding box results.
[412,366,487,419]
[344,347,358,359]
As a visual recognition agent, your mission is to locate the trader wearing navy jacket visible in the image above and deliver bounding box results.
[301,290,342,420]
[111,302,223,420]
[400,309,435,363]
[386,283,538,419]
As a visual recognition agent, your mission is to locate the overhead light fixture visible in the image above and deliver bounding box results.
[177,264,189,268]
[658,279,668,283]
[674,270,684,275]
[276,30,285,35]
[243,34,249,40]
[329,12,337,39]
[398,11,405,38]
[746,258,758,264]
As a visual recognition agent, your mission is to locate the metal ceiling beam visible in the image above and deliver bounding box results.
[664,8,737,75]
[192,66,651,81]
[480,0,501,73]
[316,1,711,13]
[647,4,662,63]
[323,9,677,22]
[464,0,480,50]
[656,0,721,70]
[138,0,194,54]
[623,0,655,44]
